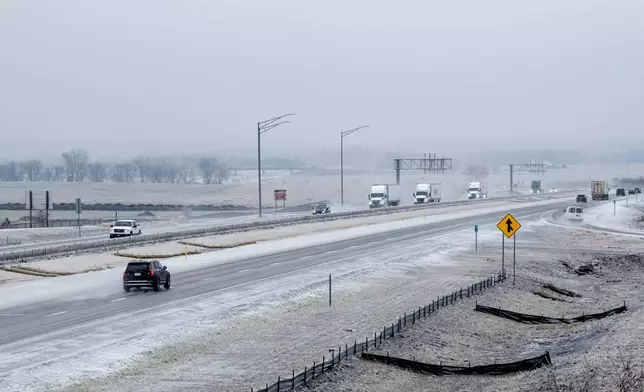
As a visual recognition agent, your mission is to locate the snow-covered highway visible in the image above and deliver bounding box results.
[0,196,577,392]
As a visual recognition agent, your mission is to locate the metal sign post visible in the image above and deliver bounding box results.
[511,230,517,284]
[614,200,616,216]
[328,274,332,307]
[474,225,478,252]
[75,198,82,237]
[274,189,286,212]
[497,213,522,284]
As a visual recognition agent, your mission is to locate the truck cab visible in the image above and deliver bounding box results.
[413,183,441,204]
[467,182,485,199]
[369,184,400,208]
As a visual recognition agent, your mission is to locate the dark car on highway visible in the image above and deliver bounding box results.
[312,202,331,215]
[123,260,171,292]
[634,188,641,194]
[629,189,636,195]
[616,188,626,197]
[576,194,587,203]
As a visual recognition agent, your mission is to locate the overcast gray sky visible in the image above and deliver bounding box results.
[1,0,642,161]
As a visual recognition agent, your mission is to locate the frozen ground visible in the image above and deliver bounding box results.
[305,210,644,391]
[0,162,627,207]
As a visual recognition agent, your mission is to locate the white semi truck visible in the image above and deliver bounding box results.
[413,183,442,204]
[467,181,487,199]
[369,184,401,208]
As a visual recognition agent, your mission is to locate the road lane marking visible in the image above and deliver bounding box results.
[47,311,68,317]
[203,277,214,280]
[110,298,126,303]
[0,313,25,316]
[236,269,250,273]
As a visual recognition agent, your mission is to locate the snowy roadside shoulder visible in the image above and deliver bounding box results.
[582,197,644,234]
[304,234,644,392]
[0,198,567,310]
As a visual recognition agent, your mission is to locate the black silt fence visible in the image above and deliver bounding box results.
[475,303,627,324]
[251,272,506,392]
[361,351,552,375]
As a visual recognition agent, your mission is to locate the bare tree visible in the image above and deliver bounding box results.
[87,162,108,182]
[198,157,218,184]
[0,161,20,181]
[131,157,148,183]
[62,148,90,182]
[111,163,136,182]
[53,165,66,182]
[21,160,43,182]
[214,162,231,184]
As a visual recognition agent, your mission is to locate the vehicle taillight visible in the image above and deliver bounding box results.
[149,266,154,277]
[123,271,126,277]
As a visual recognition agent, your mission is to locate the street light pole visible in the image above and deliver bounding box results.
[340,125,369,205]
[257,113,295,217]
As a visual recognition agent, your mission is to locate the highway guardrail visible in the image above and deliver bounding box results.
[0,192,577,263]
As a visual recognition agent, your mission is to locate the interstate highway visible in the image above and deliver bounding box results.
[0,199,575,379]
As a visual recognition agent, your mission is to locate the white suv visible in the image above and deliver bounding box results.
[110,220,142,238]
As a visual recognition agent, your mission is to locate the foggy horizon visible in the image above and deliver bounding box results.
[2,0,642,161]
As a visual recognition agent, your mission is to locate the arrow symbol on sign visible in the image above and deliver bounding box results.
[505,218,513,233]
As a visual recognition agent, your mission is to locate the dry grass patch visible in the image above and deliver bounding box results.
[178,240,257,249]
[1,264,114,277]
[113,250,202,259]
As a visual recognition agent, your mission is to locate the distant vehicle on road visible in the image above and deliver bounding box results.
[123,260,170,292]
[369,184,401,208]
[312,202,331,215]
[628,189,636,195]
[564,206,584,221]
[576,194,587,203]
[635,188,641,194]
[110,220,142,238]
[616,188,626,197]
[549,188,558,193]
[591,180,610,200]
[531,180,543,194]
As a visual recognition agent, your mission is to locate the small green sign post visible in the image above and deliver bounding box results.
[474,225,478,252]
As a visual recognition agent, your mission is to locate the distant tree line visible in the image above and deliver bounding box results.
[0,148,234,184]
[0,149,310,184]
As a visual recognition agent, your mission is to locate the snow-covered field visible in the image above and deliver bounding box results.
[1,162,635,208]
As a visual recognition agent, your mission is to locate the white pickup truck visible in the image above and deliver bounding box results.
[110,219,142,238]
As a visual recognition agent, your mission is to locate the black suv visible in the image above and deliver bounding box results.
[634,188,641,194]
[616,188,626,197]
[123,260,171,292]
[576,194,587,203]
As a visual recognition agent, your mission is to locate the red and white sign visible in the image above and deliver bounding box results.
[274,189,286,200]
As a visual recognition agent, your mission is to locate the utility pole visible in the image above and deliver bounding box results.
[257,113,295,217]
[340,125,369,205]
